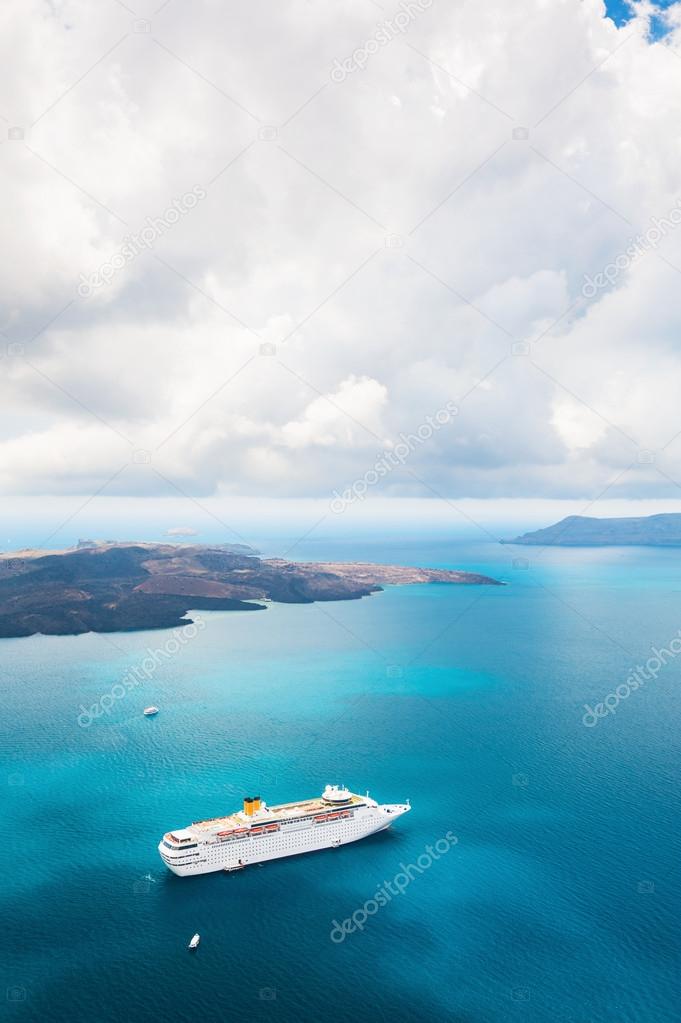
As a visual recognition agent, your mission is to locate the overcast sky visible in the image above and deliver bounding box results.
[3,0,681,523]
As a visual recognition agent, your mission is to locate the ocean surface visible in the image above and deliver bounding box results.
[2,536,680,1023]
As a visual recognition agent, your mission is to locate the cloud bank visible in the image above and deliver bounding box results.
[2,0,681,507]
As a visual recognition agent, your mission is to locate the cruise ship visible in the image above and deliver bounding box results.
[158,784,411,876]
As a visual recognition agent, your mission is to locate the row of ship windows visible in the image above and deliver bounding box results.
[209,834,358,853]
[180,836,365,868]
[168,808,368,849]
[187,823,368,859]
[167,815,368,852]
[208,830,357,847]
[166,841,340,861]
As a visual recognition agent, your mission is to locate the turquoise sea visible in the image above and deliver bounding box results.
[1,536,680,1022]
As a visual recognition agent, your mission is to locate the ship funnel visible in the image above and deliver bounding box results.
[252,795,261,812]
[243,797,254,816]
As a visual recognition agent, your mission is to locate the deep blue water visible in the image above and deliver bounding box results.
[2,537,680,1022]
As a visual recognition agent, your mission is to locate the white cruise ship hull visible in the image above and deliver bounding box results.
[158,789,410,877]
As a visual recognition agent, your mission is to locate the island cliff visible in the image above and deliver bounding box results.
[0,541,501,638]
[508,513,681,546]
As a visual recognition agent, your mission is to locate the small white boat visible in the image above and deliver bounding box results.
[188,933,200,950]
[143,706,159,717]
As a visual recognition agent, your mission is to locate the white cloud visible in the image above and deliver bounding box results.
[2,0,681,505]
[280,376,388,449]
[551,399,609,452]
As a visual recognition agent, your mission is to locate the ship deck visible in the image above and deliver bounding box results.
[189,793,365,834]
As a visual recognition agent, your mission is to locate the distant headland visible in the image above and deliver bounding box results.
[507,513,681,547]
[0,540,502,638]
